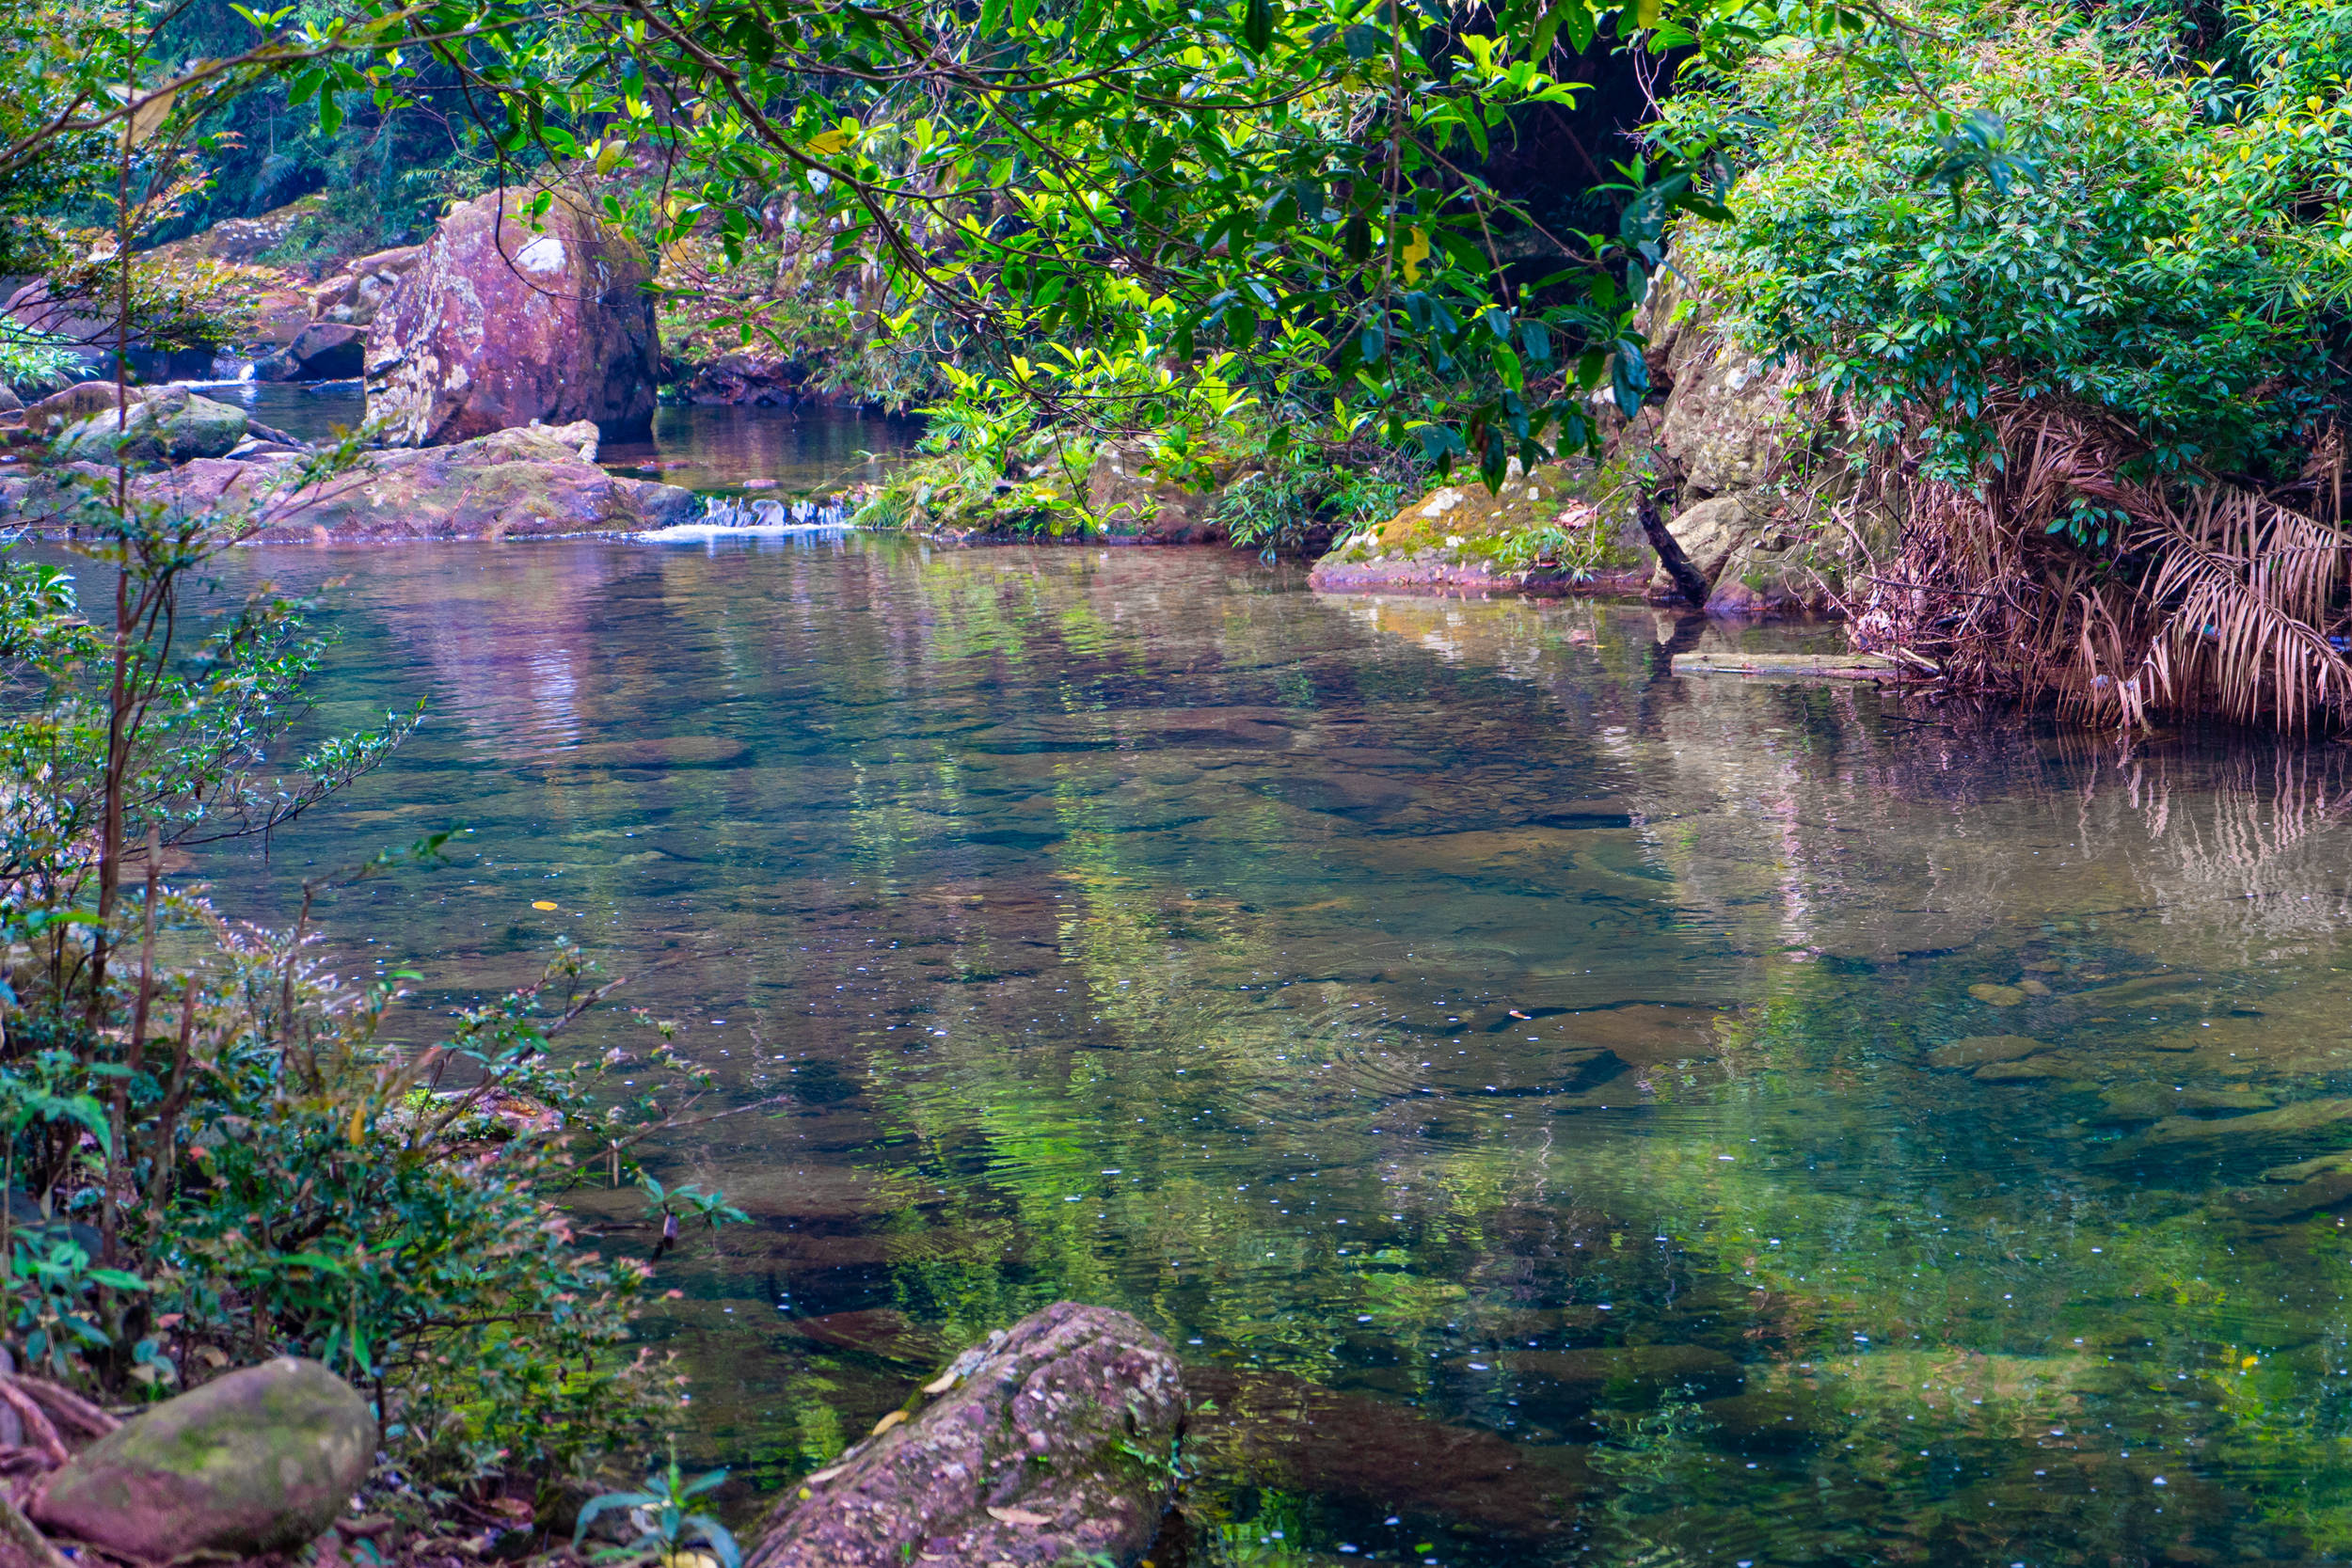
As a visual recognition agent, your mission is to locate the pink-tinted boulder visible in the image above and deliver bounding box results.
[31,1356,373,1560]
[365,187,656,447]
[745,1302,1184,1568]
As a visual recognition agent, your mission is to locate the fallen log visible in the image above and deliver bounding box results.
[1670,651,1931,682]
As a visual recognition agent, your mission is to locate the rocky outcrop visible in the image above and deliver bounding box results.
[30,1357,374,1561]
[309,245,424,327]
[153,195,329,267]
[671,349,809,406]
[365,187,657,446]
[173,420,690,541]
[2,420,691,540]
[52,386,248,466]
[252,244,429,380]
[254,320,366,381]
[1632,275,1862,617]
[1309,462,1651,596]
[745,1302,1184,1568]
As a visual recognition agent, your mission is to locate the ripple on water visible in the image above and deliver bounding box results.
[144,540,2352,1565]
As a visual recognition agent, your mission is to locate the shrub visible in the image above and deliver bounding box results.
[0,463,738,1512]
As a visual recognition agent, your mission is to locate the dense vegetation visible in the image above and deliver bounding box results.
[3,0,2352,1538]
[1655,0,2352,724]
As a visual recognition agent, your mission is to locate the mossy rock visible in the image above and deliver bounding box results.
[1311,460,1653,595]
[55,388,248,467]
[32,1356,376,1561]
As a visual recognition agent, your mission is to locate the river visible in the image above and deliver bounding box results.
[167,532,2352,1565]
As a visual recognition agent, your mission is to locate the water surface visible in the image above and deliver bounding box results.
[175,536,2352,1566]
[193,382,921,496]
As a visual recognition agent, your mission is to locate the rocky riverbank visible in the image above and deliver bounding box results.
[0,386,691,541]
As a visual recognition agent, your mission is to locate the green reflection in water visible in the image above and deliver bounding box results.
[151,535,2352,1566]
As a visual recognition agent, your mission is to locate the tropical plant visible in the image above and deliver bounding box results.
[575,1449,743,1568]
[1653,0,2352,727]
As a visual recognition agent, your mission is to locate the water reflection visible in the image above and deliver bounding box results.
[176,538,2352,1565]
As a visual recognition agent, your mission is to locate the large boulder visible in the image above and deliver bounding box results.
[365,188,657,447]
[254,320,366,381]
[30,1356,374,1561]
[745,1302,1184,1568]
[25,381,145,427]
[54,387,247,467]
[131,420,694,541]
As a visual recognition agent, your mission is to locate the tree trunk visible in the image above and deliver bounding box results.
[1638,486,1711,608]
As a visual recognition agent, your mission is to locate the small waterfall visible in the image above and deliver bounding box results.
[693,492,854,530]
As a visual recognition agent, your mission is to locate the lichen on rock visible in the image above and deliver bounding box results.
[744,1301,1185,1568]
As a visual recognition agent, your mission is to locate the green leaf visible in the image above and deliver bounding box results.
[1243,0,1276,55]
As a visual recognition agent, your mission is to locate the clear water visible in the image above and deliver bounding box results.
[156,536,2352,1564]
[187,382,923,496]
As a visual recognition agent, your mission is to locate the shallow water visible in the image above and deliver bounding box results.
[187,381,922,495]
[165,535,2352,1564]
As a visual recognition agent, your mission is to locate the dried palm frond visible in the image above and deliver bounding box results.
[1838,392,2352,732]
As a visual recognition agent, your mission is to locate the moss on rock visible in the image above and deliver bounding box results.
[1309,460,1653,595]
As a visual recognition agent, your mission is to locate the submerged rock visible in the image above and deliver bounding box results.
[1186,1363,1589,1541]
[1506,1344,1745,1408]
[2100,1098,2352,1164]
[2224,1171,2352,1222]
[745,1301,1184,1568]
[1929,1035,2047,1070]
[1700,1389,1836,1450]
[2100,1084,2275,1122]
[31,1356,374,1560]
[366,187,657,446]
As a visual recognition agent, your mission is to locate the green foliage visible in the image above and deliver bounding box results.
[576,1449,742,1568]
[0,326,83,395]
[1208,443,1420,560]
[1654,0,2345,489]
[0,460,735,1502]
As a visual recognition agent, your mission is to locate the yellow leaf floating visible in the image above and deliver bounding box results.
[532,900,558,911]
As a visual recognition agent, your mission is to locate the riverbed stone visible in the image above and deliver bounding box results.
[30,1356,374,1561]
[743,1301,1184,1568]
[255,320,366,381]
[1968,983,2028,1007]
[366,186,657,446]
[2100,1084,2276,1122]
[1509,1344,1745,1408]
[55,388,247,467]
[2223,1171,2352,1222]
[1930,1035,2046,1070]
[2102,1098,2352,1164]
[1700,1389,1835,1449]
